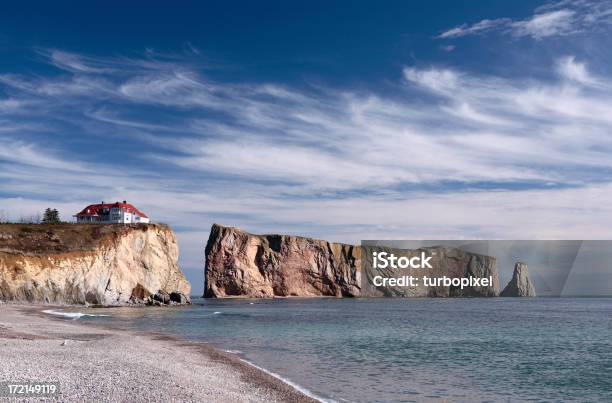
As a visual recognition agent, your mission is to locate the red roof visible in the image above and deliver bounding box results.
[75,202,149,218]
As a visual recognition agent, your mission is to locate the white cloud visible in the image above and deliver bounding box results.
[47,50,115,73]
[403,67,459,92]
[438,44,456,52]
[0,98,28,113]
[556,55,596,85]
[4,50,612,194]
[0,142,87,172]
[512,9,577,39]
[438,18,510,39]
[438,1,612,40]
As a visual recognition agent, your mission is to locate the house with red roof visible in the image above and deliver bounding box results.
[74,201,150,224]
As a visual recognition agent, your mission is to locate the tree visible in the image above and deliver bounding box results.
[42,208,61,224]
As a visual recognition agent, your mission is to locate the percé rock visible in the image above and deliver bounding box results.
[500,262,536,297]
[0,223,191,305]
[205,224,360,298]
[361,244,500,297]
[204,224,500,298]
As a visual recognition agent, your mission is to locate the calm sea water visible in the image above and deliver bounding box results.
[72,298,612,402]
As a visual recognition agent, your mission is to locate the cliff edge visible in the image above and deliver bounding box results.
[0,223,191,305]
[204,224,500,298]
[500,262,536,297]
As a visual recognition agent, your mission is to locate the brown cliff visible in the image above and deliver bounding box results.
[204,224,500,298]
[205,224,360,298]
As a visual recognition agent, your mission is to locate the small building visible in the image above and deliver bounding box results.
[74,201,150,224]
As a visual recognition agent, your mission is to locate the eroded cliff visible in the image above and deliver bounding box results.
[205,224,360,298]
[361,244,500,297]
[204,224,500,298]
[0,223,190,305]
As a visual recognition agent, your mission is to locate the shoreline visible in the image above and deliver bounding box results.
[0,303,318,403]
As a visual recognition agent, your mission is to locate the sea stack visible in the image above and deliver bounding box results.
[204,224,361,298]
[0,223,191,305]
[204,224,500,298]
[501,262,536,297]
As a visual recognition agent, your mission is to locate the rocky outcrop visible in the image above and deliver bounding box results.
[205,224,360,298]
[0,224,190,305]
[500,262,536,297]
[204,224,500,298]
[361,244,500,297]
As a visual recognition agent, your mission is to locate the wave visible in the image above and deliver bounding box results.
[43,310,109,319]
[239,358,335,403]
[224,349,243,354]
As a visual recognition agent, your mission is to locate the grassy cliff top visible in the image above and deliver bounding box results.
[0,223,167,255]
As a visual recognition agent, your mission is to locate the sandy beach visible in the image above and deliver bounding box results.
[0,304,316,402]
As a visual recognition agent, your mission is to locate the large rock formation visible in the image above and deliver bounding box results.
[500,262,536,297]
[361,244,500,297]
[204,224,500,298]
[0,224,190,305]
[205,224,360,298]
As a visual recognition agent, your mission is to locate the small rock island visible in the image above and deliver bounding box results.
[501,262,537,297]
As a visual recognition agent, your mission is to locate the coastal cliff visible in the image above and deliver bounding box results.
[501,262,536,297]
[361,245,500,297]
[0,223,190,305]
[204,224,500,298]
[205,224,360,298]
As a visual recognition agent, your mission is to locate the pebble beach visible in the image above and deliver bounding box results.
[0,304,315,402]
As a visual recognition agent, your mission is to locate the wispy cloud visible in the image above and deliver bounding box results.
[512,9,577,39]
[555,55,599,86]
[4,49,612,196]
[438,0,612,39]
[438,18,511,39]
[44,49,116,73]
[0,142,87,171]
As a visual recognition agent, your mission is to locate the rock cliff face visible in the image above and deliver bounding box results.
[361,245,500,297]
[0,224,190,305]
[204,224,500,298]
[501,262,536,297]
[205,224,360,298]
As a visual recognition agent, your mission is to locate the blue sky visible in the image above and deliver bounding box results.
[2,0,612,294]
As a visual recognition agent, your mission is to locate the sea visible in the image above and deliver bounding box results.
[53,298,612,402]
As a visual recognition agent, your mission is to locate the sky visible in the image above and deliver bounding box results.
[2,0,612,294]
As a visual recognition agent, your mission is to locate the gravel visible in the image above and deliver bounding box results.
[0,304,316,403]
